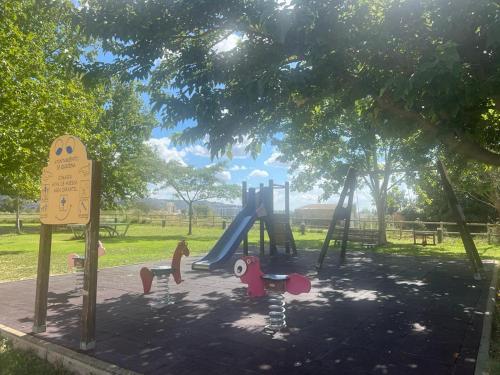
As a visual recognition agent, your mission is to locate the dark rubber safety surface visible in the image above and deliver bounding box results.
[0,247,493,374]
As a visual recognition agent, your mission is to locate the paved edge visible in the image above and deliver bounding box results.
[0,323,141,375]
[475,260,499,375]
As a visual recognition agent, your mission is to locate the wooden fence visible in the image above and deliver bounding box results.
[1,212,499,243]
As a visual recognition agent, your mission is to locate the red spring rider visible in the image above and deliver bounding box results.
[140,240,189,308]
[234,256,311,332]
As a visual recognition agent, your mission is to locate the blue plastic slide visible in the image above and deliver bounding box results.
[191,205,257,271]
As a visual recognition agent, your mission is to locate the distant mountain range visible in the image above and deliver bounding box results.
[135,198,242,215]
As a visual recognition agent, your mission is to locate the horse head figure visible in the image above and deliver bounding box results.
[140,240,190,294]
[172,240,190,284]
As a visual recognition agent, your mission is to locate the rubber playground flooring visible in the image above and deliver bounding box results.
[0,247,494,374]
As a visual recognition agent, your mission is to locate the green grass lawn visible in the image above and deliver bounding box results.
[0,223,498,282]
[0,338,70,375]
[375,235,500,261]
[0,223,328,282]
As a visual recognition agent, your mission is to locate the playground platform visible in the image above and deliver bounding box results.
[0,248,495,374]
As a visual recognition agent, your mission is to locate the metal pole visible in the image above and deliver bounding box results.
[242,181,248,255]
[268,180,276,255]
[284,181,290,254]
[259,183,265,257]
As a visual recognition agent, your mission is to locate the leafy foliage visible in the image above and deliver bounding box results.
[80,0,500,164]
[278,108,429,242]
[0,0,99,199]
[160,161,239,234]
[87,80,162,207]
[413,161,499,222]
[0,1,160,207]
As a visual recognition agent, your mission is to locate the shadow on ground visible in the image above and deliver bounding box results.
[0,247,493,375]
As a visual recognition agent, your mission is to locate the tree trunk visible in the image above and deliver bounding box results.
[15,197,21,234]
[188,201,193,235]
[375,197,388,244]
[495,196,500,222]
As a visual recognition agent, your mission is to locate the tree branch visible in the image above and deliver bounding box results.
[387,173,406,191]
[464,192,496,209]
[377,96,500,166]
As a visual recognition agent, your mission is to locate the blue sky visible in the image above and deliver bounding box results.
[146,122,374,211]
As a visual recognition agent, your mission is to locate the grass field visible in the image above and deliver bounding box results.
[0,222,499,373]
[0,223,329,282]
[0,338,70,375]
[0,223,499,282]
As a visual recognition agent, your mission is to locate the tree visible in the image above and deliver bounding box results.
[279,108,428,243]
[413,161,499,223]
[0,0,100,204]
[160,162,239,235]
[386,187,409,216]
[86,80,163,207]
[80,0,499,165]
[449,164,500,221]
[0,1,162,219]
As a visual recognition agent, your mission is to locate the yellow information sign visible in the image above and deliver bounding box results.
[40,135,93,225]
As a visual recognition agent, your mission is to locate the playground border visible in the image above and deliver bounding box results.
[0,323,139,375]
[475,260,499,375]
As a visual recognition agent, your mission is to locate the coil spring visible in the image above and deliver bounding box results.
[151,275,173,309]
[265,292,287,332]
[75,266,84,294]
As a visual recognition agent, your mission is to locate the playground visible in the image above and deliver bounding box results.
[0,243,496,374]
[1,171,499,374]
[1,169,499,374]
[2,1,500,372]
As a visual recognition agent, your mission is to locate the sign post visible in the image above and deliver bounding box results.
[32,224,52,333]
[80,161,101,350]
[33,135,101,349]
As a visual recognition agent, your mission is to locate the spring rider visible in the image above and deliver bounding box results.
[67,241,106,292]
[140,240,190,308]
[234,256,311,332]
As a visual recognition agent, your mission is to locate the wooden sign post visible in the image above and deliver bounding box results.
[33,135,101,350]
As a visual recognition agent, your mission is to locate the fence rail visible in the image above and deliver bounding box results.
[1,212,499,243]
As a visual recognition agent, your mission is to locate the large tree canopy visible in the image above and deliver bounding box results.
[278,106,429,242]
[0,0,161,207]
[80,0,500,165]
[0,0,99,199]
[87,80,163,207]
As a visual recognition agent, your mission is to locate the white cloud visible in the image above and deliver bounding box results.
[248,169,269,178]
[229,165,247,171]
[277,0,294,10]
[184,144,210,158]
[264,151,289,168]
[231,136,252,159]
[146,137,186,165]
[215,170,232,182]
